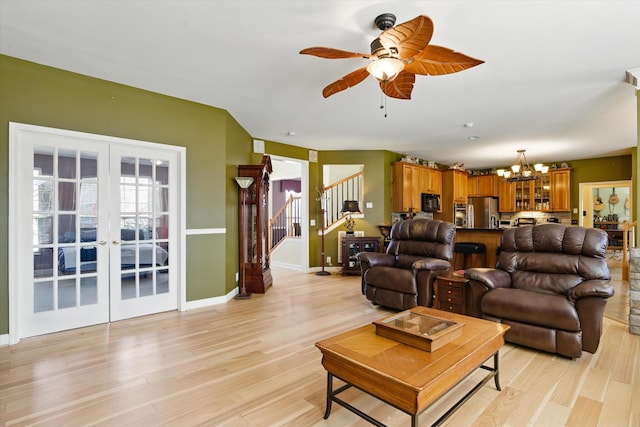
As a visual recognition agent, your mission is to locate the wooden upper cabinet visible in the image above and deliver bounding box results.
[421,167,443,195]
[498,177,515,212]
[468,175,498,197]
[392,162,442,212]
[549,168,571,212]
[449,169,467,203]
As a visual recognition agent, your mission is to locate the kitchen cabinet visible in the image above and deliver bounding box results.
[549,168,571,212]
[498,168,570,213]
[498,177,515,212]
[435,169,467,222]
[392,162,442,212]
[467,175,498,197]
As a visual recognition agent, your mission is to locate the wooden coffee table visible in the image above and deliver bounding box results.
[316,307,510,427]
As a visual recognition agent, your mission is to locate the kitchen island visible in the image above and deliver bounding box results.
[454,228,504,268]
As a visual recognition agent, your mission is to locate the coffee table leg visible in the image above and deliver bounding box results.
[493,352,502,391]
[323,373,333,419]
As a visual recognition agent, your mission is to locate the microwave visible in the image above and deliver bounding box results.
[421,193,440,212]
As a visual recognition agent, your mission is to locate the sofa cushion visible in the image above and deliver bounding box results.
[481,288,581,331]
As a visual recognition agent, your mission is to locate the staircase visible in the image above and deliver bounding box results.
[269,170,363,252]
[320,170,364,232]
[269,195,302,250]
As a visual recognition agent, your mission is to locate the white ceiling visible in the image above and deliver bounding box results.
[1,1,639,169]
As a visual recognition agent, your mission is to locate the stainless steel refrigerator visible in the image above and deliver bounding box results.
[469,197,499,229]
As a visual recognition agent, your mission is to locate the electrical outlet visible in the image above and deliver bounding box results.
[327,256,332,265]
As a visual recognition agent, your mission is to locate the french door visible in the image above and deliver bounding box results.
[10,123,181,341]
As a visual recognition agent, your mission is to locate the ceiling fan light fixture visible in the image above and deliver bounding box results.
[367,58,405,82]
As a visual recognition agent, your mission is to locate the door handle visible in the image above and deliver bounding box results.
[99,240,107,246]
[112,240,120,245]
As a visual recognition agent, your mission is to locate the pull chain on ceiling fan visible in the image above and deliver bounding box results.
[300,13,484,100]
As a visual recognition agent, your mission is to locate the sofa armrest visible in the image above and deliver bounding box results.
[412,258,451,273]
[357,252,395,268]
[568,280,615,301]
[464,268,512,290]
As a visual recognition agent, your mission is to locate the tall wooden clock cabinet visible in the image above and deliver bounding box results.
[237,155,273,293]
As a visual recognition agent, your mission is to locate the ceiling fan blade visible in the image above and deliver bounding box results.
[300,47,370,59]
[378,15,434,59]
[322,67,370,98]
[404,45,484,75]
[380,71,415,99]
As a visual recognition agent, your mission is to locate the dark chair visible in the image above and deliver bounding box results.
[357,218,456,310]
[464,224,614,358]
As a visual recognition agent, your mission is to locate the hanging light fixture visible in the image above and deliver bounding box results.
[366,57,405,82]
[496,150,548,182]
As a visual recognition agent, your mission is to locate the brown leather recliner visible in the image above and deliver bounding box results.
[464,223,614,359]
[357,218,456,310]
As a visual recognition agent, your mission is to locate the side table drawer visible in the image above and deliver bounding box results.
[439,302,464,313]
[438,284,463,304]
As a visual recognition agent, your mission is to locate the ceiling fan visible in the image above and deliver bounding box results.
[300,13,484,99]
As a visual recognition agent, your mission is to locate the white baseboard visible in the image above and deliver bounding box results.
[184,287,238,310]
[0,334,9,346]
[271,261,306,271]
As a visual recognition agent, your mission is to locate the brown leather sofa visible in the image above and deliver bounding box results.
[464,223,614,358]
[357,218,456,310]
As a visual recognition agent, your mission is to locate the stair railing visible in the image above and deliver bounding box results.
[269,194,302,250]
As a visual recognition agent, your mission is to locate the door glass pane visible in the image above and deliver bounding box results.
[58,278,76,309]
[120,156,136,178]
[34,248,54,278]
[34,147,54,177]
[157,269,169,294]
[140,271,153,297]
[138,186,152,213]
[34,280,54,312]
[120,185,137,213]
[80,152,97,179]
[121,243,136,270]
[80,218,97,239]
[58,149,77,179]
[156,160,169,185]
[139,158,153,180]
[34,180,54,211]
[157,187,169,212]
[80,276,97,305]
[80,182,97,212]
[138,215,152,240]
[121,273,136,299]
[58,182,77,211]
[33,214,53,245]
[58,214,76,243]
[80,245,97,273]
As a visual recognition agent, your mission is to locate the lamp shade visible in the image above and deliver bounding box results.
[234,176,254,189]
[341,200,361,213]
[366,58,405,82]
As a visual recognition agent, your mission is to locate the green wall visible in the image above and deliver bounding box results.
[0,55,255,334]
[0,53,638,336]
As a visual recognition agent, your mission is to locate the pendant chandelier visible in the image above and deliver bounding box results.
[496,150,549,182]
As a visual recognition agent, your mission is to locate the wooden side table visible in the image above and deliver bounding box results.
[435,274,468,314]
[341,236,380,275]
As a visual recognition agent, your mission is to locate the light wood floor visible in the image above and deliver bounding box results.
[1,265,637,427]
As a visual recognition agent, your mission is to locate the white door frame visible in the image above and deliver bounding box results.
[8,122,186,344]
[268,154,310,272]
